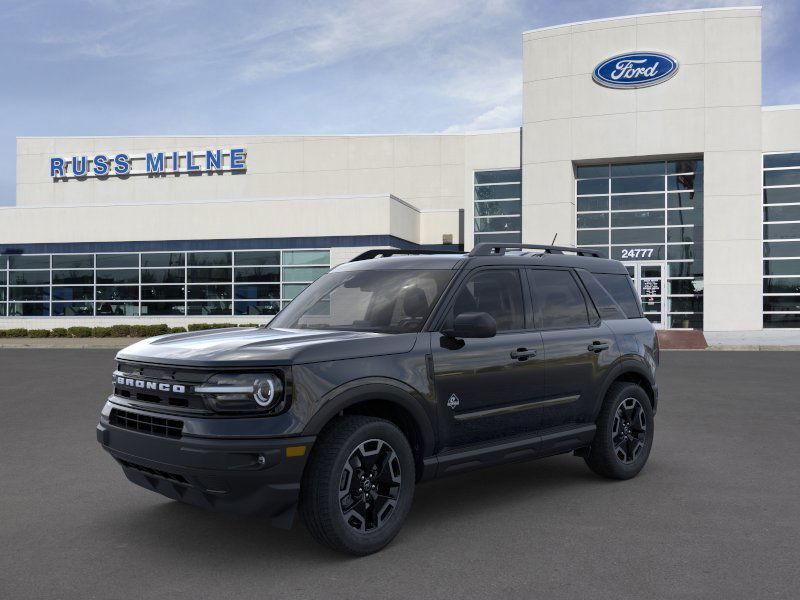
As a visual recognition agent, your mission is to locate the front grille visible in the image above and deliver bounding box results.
[114,362,210,412]
[109,408,183,439]
[118,459,188,484]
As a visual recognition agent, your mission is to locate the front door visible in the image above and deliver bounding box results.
[430,267,545,448]
[624,262,666,329]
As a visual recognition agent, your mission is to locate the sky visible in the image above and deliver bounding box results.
[1,0,798,206]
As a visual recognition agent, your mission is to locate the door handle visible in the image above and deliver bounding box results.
[510,347,537,361]
[588,341,610,353]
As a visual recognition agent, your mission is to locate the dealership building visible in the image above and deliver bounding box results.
[2,6,799,336]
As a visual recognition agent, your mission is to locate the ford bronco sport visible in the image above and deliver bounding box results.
[97,243,658,555]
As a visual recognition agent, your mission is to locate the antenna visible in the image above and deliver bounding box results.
[551,233,558,245]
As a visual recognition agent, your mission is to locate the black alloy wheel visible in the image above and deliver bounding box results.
[612,397,648,464]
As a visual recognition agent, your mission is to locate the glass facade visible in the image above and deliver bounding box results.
[763,153,800,328]
[474,169,522,245]
[0,249,329,318]
[575,159,704,329]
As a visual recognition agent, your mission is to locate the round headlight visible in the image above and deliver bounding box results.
[254,375,282,408]
[196,372,285,413]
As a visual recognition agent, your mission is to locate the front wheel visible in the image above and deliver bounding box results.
[299,416,415,555]
[584,382,654,480]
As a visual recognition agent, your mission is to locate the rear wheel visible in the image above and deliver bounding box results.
[584,382,654,479]
[299,416,415,555]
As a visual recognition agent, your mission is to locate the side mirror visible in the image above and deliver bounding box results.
[442,312,497,339]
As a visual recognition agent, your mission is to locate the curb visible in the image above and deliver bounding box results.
[0,338,143,349]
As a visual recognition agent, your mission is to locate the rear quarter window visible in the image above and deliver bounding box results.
[593,272,642,319]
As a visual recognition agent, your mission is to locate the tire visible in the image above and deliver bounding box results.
[584,382,654,480]
[299,415,415,556]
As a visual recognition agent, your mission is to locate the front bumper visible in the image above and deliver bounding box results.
[97,403,314,528]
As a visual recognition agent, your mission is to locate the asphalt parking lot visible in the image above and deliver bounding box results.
[1,349,798,600]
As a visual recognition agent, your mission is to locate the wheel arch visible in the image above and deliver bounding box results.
[594,359,657,419]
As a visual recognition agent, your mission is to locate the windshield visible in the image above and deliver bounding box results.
[269,269,455,334]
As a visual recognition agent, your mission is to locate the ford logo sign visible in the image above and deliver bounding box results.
[593,52,678,89]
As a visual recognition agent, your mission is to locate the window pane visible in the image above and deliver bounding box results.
[97,254,138,268]
[234,266,279,282]
[96,286,138,301]
[611,246,665,261]
[474,170,520,184]
[140,253,184,268]
[668,296,703,312]
[187,301,232,315]
[611,194,664,211]
[763,296,800,312]
[187,267,231,283]
[449,270,525,331]
[668,209,698,226]
[283,250,330,266]
[0,255,6,269]
[141,285,185,300]
[763,188,800,204]
[52,302,94,316]
[529,269,589,328]
[52,286,94,301]
[234,284,280,299]
[187,284,232,300]
[764,314,800,327]
[235,300,281,315]
[9,302,49,316]
[764,260,800,276]
[188,251,231,266]
[611,210,664,228]
[764,205,800,222]
[9,255,49,269]
[474,200,521,217]
[576,270,626,320]
[10,287,50,301]
[282,283,308,300]
[474,216,521,233]
[669,279,703,295]
[764,241,800,258]
[234,251,279,266]
[0,288,5,301]
[611,162,664,177]
[577,179,608,195]
[577,197,608,212]
[669,314,703,329]
[576,165,608,178]
[577,230,608,245]
[764,169,800,186]
[611,176,663,194]
[611,228,664,244]
[668,262,695,277]
[0,272,4,286]
[474,232,521,244]
[577,213,609,229]
[667,227,694,243]
[667,174,700,191]
[96,269,138,284]
[140,302,185,316]
[764,153,800,168]
[283,266,328,283]
[96,302,138,316]
[764,223,800,240]
[667,160,702,174]
[667,245,694,260]
[764,277,800,293]
[9,271,49,285]
[141,268,185,284]
[52,270,93,284]
[52,254,93,269]
[474,184,521,200]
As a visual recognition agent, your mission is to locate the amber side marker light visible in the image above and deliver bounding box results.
[286,446,307,458]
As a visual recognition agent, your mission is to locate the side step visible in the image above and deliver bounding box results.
[423,424,596,479]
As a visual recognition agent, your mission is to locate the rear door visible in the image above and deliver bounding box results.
[430,267,545,448]
[526,268,618,429]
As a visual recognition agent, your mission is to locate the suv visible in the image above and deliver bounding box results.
[97,243,658,555]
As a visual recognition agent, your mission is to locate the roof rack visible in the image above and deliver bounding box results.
[468,243,602,258]
[349,248,465,262]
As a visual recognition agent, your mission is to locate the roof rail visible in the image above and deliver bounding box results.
[349,248,465,262]
[468,243,602,258]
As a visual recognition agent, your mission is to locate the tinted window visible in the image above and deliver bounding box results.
[576,270,625,320]
[594,273,642,318]
[529,269,589,329]
[446,269,524,332]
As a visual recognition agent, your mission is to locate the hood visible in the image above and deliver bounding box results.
[116,327,418,368]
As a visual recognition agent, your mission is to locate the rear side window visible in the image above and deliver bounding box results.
[576,270,626,320]
[594,273,642,318]
[529,269,590,329]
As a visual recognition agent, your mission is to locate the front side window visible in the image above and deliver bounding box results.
[444,269,525,332]
[529,269,589,329]
[270,269,454,334]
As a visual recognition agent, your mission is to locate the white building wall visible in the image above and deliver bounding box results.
[522,6,764,331]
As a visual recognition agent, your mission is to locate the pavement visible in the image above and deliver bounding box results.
[0,350,798,600]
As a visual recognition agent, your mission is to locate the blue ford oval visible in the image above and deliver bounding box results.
[593,52,679,89]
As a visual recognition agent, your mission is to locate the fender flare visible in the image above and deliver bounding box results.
[592,356,657,419]
[302,378,436,458]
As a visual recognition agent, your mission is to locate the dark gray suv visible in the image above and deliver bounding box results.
[97,243,658,555]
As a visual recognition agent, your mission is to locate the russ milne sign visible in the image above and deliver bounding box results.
[593,52,678,89]
[50,148,246,179]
